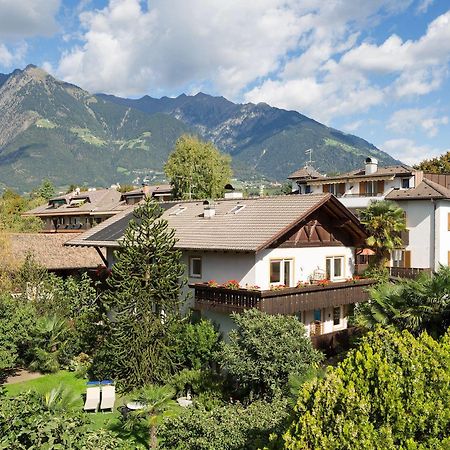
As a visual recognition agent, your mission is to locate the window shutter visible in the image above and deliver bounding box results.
[448,213,450,231]
[377,180,385,194]
[323,184,330,193]
[404,250,411,269]
[359,181,366,194]
[338,183,345,195]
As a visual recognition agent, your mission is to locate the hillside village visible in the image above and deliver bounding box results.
[1,2,450,449]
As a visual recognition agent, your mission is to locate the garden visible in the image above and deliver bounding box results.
[1,198,449,449]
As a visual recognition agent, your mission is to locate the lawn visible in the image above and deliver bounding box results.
[5,371,148,447]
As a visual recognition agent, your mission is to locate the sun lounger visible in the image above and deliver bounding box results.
[100,385,115,412]
[83,386,100,412]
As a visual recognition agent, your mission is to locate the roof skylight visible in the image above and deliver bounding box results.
[228,204,245,214]
[169,206,187,216]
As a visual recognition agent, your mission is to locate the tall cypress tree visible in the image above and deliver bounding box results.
[98,197,185,391]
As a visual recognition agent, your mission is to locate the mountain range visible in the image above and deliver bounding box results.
[0,65,398,192]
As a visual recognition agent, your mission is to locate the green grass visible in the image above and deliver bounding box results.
[5,371,148,447]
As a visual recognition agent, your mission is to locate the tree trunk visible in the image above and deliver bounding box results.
[150,423,157,449]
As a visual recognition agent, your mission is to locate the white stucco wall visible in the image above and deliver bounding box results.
[254,246,355,290]
[435,200,450,267]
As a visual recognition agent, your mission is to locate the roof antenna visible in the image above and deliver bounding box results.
[305,148,314,167]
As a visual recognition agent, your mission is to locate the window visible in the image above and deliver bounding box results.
[228,204,245,214]
[333,306,341,326]
[189,257,202,278]
[401,178,410,189]
[313,309,322,322]
[324,183,345,196]
[305,185,311,194]
[270,259,293,286]
[325,256,344,280]
[169,206,187,216]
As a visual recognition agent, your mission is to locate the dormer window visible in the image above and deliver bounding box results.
[401,178,410,189]
[228,204,245,214]
[169,205,186,216]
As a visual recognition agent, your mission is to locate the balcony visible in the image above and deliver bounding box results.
[389,267,432,279]
[190,279,375,315]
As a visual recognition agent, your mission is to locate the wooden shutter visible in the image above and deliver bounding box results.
[448,251,450,266]
[323,184,330,193]
[404,250,411,269]
[359,181,366,194]
[377,180,385,194]
[448,213,450,231]
[338,183,345,195]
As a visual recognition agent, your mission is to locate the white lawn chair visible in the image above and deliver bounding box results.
[83,386,101,412]
[100,385,116,412]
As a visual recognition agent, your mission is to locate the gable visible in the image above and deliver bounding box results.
[267,206,364,249]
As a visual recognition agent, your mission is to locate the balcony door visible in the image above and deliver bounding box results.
[270,259,293,287]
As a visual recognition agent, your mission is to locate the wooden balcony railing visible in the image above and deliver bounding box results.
[191,279,375,315]
[389,267,432,279]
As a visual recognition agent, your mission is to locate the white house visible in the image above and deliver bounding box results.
[290,157,450,273]
[386,178,450,270]
[66,194,372,338]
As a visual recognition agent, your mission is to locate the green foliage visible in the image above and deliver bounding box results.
[0,390,132,449]
[95,197,186,391]
[355,265,450,337]
[216,309,322,399]
[0,294,37,379]
[159,396,289,450]
[171,318,220,370]
[165,134,232,199]
[0,189,43,232]
[415,151,450,173]
[359,200,406,268]
[32,178,55,200]
[124,384,179,449]
[283,327,450,449]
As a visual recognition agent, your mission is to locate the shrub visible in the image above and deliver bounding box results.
[215,309,322,399]
[283,327,450,449]
[159,397,289,450]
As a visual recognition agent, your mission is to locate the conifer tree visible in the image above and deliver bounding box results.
[98,197,185,391]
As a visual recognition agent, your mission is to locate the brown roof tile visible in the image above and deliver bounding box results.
[386,178,450,200]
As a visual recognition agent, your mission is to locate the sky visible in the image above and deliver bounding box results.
[0,0,449,165]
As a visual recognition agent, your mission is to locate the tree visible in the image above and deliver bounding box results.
[283,327,450,449]
[165,134,232,199]
[355,265,450,338]
[358,200,406,269]
[414,151,450,173]
[0,189,43,232]
[125,384,179,449]
[215,309,322,399]
[33,178,55,200]
[94,197,186,391]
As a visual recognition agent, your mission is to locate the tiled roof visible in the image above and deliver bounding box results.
[288,166,323,180]
[66,194,366,252]
[8,233,104,270]
[23,189,125,216]
[309,165,414,183]
[386,179,450,201]
[121,184,172,197]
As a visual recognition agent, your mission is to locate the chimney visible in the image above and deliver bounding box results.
[224,183,243,199]
[203,200,215,219]
[365,157,378,175]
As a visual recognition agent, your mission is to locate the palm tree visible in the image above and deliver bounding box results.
[359,200,406,269]
[125,384,179,449]
[355,265,450,337]
[40,384,79,412]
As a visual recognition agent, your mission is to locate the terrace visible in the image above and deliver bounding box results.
[190,278,375,316]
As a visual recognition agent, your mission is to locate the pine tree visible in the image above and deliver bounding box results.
[98,197,186,391]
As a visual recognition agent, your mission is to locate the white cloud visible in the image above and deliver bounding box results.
[0,42,27,68]
[342,120,364,132]
[380,138,447,164]
[387,107,449,137]
[416,0,434,14]
[0,0,60,38]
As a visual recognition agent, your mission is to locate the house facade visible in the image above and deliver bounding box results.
[66,194,372,337]
[290,158,450,273]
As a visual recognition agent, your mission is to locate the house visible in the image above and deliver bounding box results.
[386,178,450,271]
[66,194,373,338]
[120,184,173,205]
[290,157,450,275]
[7,233,105,276]
[289,157,422,211]
[23,188,126,232]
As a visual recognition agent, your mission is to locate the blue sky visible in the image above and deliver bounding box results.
[0,0,449,165]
